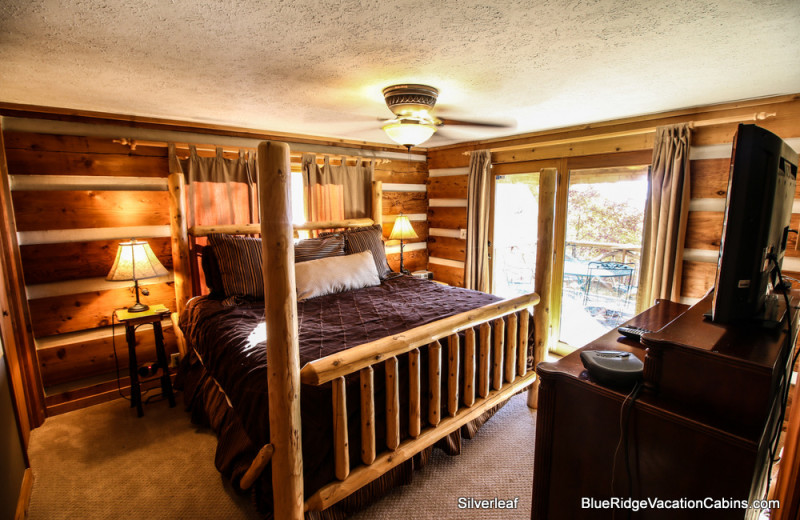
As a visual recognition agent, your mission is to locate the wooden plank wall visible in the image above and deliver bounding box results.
[3,132,177,415]
[682,118,800,304]
[426,163,469,287]
[373,160,429,273]
[2,128,428,414]
[426,95,800,296]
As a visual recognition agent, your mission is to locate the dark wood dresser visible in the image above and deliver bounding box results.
[531,295,797,519]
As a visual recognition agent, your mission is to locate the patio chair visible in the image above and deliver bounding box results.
[583,261,636,306]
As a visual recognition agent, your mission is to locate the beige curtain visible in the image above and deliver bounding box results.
[465,150,492,292]
[169,144,258,293]
[302,153,374,221]
[169,145,258,228]
[636,123,691,310]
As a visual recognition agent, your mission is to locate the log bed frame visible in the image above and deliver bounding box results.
[166,141,541,519]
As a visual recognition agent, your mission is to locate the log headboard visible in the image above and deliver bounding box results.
[166,172,384,316]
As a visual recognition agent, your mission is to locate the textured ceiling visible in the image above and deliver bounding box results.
[1,0,799,148]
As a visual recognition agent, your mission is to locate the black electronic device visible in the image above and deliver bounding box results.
[580,350,643,389]
[712,124,798,324]
[617,325,653,341]
[138,362,161,378]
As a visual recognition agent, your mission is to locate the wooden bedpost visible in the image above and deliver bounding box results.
[528,168,557,409]
[372,181,383,226]
[258,141,304,519]
[168,172,192,317]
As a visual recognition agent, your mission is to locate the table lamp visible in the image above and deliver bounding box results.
[389,215,418,275]
[106,239,168,312]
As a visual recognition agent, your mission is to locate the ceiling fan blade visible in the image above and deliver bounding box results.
[437,116,516,129]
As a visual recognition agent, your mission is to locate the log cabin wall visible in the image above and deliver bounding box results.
[0,116,428,416]
[4,131,176,416]
[425,163,469,287]
[425,94,800,300]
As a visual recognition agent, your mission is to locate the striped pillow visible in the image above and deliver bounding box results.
[295,235,345,263]
[200,245,225,298]
[208,234,264,302]
[340,225,392,279]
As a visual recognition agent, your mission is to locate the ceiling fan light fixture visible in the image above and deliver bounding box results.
[382,118,437,147]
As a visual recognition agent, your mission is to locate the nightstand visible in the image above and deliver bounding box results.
[115,304,175,417]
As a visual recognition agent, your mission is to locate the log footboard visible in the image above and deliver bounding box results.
[300,292,540,512]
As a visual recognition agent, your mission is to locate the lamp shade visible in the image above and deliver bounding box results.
[106,240,168,281]
[382,118,437,147]
[389,215,418,241]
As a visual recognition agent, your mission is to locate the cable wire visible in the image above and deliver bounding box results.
[611,381,643,520]
[110,309,131,402]
[764,257,800,501]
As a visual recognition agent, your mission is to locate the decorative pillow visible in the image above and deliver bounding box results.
[295,234,345,263]
[200,245,225,298]
[326,225,392,279]
[207,233,264,301]
[295,251,380,301]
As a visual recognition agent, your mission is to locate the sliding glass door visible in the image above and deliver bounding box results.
[492,172,540,299]
[491,162,649,356]
[556,166,648,352]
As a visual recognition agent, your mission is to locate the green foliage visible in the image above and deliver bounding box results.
[567,185,643,247]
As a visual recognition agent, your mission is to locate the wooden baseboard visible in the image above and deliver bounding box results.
[15,468,33,520]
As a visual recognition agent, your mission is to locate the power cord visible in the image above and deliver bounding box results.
[110,309,130,402]
[764,256,800,501]
[611,381,643,520]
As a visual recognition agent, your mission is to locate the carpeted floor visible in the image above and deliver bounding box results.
[27,392,536,519]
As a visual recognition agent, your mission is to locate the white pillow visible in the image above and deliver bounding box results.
[295,251,380,301]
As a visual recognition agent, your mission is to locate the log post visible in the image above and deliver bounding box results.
[372,181,383,225]
[385,357,400,450]
[505,313,518,383]
[409,348,421,438]
[360,367,376,465]
[529,167,557,409]
[492,318,505,391]
[518,311,529,377]
[240,444,275,490]
[463,328,476,407]
[167,172,191,316]
[258,141,304,518]
[478,323,491,398]
[429,341,442,426]
[447,335,460,417]
[332,377,349,480]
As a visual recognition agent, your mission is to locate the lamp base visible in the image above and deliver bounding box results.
[127,302,150,313]
[401,268,412,275]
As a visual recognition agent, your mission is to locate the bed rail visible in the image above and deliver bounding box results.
[300,291,539,511]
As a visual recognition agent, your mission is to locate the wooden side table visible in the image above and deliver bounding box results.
[115,304,175,417]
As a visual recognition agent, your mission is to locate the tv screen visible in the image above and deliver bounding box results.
[712,124,798,324]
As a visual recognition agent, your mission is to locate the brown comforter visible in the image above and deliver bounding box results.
[179,275,533,516]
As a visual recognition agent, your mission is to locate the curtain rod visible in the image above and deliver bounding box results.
[462,111,777,155]
[0,116,425,162]
[113,138,390,164]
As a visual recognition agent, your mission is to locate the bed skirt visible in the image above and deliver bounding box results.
[177,350,510,519]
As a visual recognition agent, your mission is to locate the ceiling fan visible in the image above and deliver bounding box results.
[379,84,514,148]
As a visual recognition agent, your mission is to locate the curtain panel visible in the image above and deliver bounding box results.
[465,150,493,292]
[302,153,375,222]
[169,145,258,228]
[636,123,692,311]
[168,144,258,294]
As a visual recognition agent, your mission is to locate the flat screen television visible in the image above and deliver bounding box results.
[712,124,798,324]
